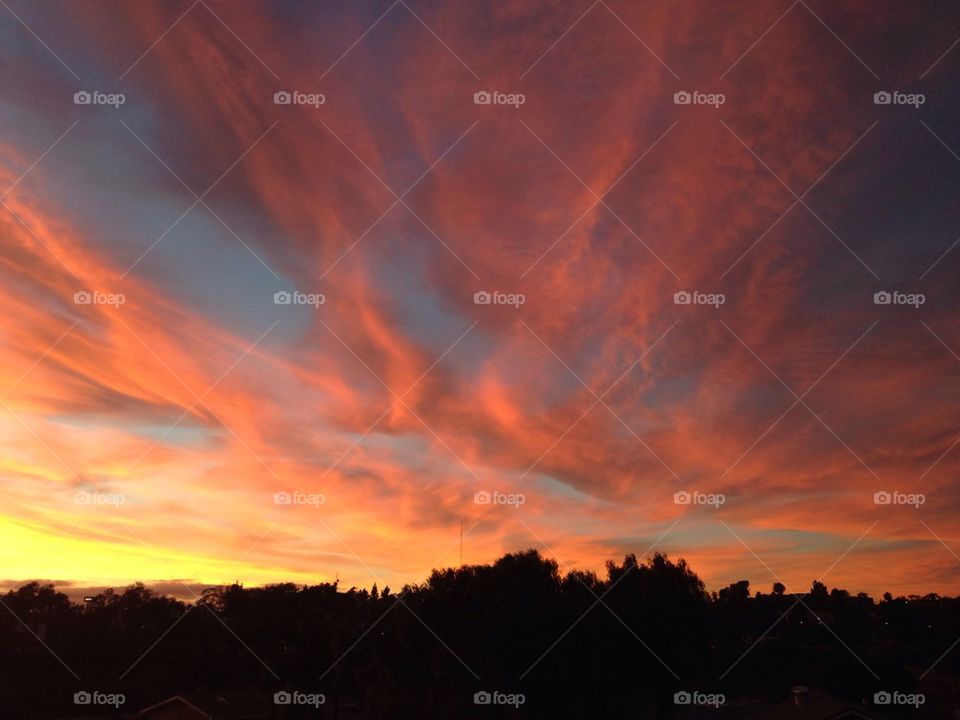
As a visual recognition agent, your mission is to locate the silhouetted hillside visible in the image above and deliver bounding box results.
[2,550,958,718]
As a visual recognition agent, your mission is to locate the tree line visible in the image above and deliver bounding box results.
[1,549,956,718]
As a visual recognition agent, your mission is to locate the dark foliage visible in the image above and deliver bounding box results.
[1,550,957,718]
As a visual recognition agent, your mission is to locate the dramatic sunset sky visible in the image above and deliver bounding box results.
[1,0,959,600]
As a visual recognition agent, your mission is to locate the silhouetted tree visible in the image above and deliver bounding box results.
[1,551,958,719]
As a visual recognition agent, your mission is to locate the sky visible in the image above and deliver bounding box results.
[1,0,960,601]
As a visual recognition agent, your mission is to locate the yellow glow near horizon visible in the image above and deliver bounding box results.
[0,516,327,593]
